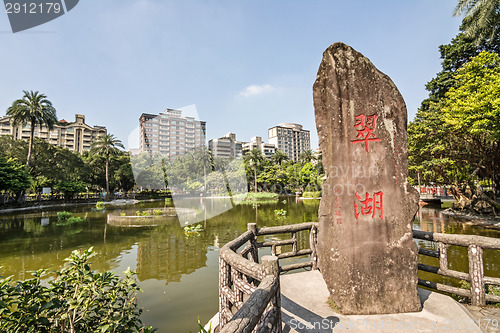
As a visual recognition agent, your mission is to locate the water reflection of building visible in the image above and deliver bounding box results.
[136,229,208,283]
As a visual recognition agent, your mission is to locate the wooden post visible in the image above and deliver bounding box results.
[261,256,281,333]
[247,223,259,264]
[468,245,485,306]
[438,242,448,270]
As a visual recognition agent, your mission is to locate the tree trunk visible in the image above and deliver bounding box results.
[492,141,497,201]
[26,119,35,167]
[449,185,473,210]
[105,154,110,199]
[253,165,257,193]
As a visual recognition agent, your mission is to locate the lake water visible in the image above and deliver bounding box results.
[0,198,499,332]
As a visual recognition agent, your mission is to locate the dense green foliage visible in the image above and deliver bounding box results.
[302,191,321,198]
[408,16,499,192]
[0,136,135,199]
[56,211,84,226]
[0,248,156,332]
[0,156,31,194]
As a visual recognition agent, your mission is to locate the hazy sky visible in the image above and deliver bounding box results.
[0,1,463,149]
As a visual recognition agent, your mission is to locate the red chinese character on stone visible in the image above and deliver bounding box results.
[335,210,342,216]
[334,197,340,208]
[350,114,381,152]
[354,191,384,219]
[336,218,343,224]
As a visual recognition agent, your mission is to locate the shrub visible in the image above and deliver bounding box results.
[56,216,84,226]
[302,191,321,198]
[233,192,279,204]
[184,224,204,235]
[274,209,287,216]
[96,201,105,210]
[56,211,73,221]
[0,248,156,332]
[153,209,163,216]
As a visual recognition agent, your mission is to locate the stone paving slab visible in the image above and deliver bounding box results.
[465,306,500,333]
[280,270,485,333]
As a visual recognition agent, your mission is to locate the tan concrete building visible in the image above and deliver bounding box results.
[139,108,206,159]
[0,114,107,154]
[208,132,243,159]
[268,123,310,162]
[242,136,276,158]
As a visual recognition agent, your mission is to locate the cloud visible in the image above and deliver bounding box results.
[239,84,275,97]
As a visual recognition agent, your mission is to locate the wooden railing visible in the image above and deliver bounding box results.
[218,223,499,332]
[218,222,318,333]
[413,229,500,306]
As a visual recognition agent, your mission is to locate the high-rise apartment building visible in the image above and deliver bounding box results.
[0,114,106,154]
[139,108,206,159]
[208,132,242,159]
[242,136,276,158]
[268,123,310,162]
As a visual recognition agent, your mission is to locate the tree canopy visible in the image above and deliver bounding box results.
[6,91,57,167]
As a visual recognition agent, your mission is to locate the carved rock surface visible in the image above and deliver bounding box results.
[313,42,421,314]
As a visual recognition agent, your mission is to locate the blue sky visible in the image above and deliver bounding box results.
[0,0,462,149]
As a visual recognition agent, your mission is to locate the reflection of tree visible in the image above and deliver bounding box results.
[0,212,144,280]
[135,225,209,282]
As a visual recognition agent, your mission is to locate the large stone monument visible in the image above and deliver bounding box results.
[313,42,421,314]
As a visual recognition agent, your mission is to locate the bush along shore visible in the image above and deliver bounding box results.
[0,248,156,332]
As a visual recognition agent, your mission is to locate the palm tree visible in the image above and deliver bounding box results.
[271,150,288,170]
[7,91,57,167]
[454,0,500,45]
[299,149,316,164]
[91,133,124,197]
[244,148,264,192]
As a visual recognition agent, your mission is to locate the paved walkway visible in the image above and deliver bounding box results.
[280,270,486,333]
[208,270,497,332]
[465,306,500,333]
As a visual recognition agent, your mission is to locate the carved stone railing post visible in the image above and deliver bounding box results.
[468,244,485,306]
[438,242,448,270]
[310,224,318,270]
[219,256,230,327]
[261,256,282,333]
[248,223,259,264]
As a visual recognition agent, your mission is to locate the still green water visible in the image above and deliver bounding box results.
[0,198,498,332]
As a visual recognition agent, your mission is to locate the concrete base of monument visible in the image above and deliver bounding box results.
[280,270,483,333]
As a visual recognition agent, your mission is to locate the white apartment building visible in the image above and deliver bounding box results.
[139,108,206,159]
[242,136,276,158]
[0,114,106,154]
[208,132,243,159]
[268,123,310,162]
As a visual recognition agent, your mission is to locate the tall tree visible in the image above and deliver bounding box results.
[454,0,500,46]
[6,91,57,167]
[91,134,124,197]
[299,149,315,164]
[244,148,264,192]
[443,51,500,194]
[408,28,499,186]
[270,150,288,169]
